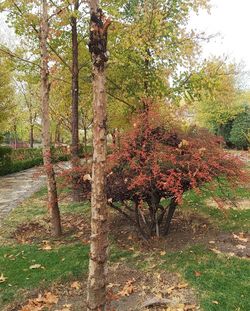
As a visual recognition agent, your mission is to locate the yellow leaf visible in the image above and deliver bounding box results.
[29,264,44,270]
[0,273,7,283]
[71,281,81,290]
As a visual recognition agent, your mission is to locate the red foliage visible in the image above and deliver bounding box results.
[63,103,248,237]
[108,106,246,204]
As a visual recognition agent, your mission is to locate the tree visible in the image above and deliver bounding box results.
[40,0,62,237]
[86,1,111,310]
[105,0,210,131]
[70,0,82,201]
[182,59,243,130]
[0,57,14,127]
[229,107,250,150]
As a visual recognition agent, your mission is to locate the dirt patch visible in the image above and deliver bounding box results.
[11,210,249,259]
[110,211,215,253]
[10,214,91,245]
[10,264,198,311]
[208,232,250,259]
[206,198,250,210]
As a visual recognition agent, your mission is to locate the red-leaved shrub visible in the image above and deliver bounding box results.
[68,102,248,238]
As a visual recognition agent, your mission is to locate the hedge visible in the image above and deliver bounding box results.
[0,146,70,176]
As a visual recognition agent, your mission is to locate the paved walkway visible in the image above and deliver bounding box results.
[0,162,70,226]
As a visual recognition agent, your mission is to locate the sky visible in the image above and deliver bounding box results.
[189,0,250,79]
[1,0,250,83]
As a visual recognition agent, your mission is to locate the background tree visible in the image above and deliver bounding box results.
[40,0,62,237]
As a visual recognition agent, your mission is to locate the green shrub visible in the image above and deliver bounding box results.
[11,148,42,162]
[0,146,12,173]
[0,146,70,176]
[229,111,250,149]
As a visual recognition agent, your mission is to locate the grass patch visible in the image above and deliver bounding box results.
[182,186,250,232]
[161,245,250,311]
[0,243,89,306]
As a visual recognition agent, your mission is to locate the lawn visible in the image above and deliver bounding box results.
[0,179,249,310]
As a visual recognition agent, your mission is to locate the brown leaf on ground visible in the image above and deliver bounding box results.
[41,241,52,251]
[177,283,188,289]
[184,304,196,310]
[70,281,81,290]
[210,248,222,255]
[233,233,248,243]
[167,285,176,294]
[118,279,135,297]
[55,304,72,311]
[194,271,202,277]
[43,292,59,304]
[19,292,58,311]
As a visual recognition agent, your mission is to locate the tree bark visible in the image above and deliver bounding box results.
[87,1,111,310]
[164,199,177,235]
[30,124,34,148]
[40,0,62,237]
[70,0,81,202]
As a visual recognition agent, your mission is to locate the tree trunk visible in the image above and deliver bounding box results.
[71,0,81,202]
[83,126,88,158]
[40,0,62,237]
[70,0,81,202]
[30,124,34,148]
[87,1,111,310]
[55,122,61,144]
[164,199,177,235]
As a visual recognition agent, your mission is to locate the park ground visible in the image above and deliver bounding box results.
[0,152,249,311]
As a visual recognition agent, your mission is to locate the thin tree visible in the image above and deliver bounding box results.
[40,0,62,237]
[70,0,81,201]
[87,0,111,309]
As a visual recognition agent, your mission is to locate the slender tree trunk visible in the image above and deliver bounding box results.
[87,1,111,310]
[40,0,62,237]
[30,124,34,148]
[83,126,88,157]
[164,199,177,235]
[13,124,17,149]
[70,0,81,202]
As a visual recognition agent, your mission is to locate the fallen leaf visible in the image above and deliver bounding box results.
[29,264,44,270]
[233,233,248,243]
[0,273,7,283]
[184,304,196,310]
[20,292,58,311]
[177,283,188,289]
[210,248,222,255]
[41,244,52,251]
[212,300,219,304]
[208,240,216,244]
[43,292,58,304]
[236,244,246,250]
[71,281,81,290]
[118,279,135,297]
[194,271,202,277]
[166,285,175,294]
[55,305,72,311]
[160,251,166,256]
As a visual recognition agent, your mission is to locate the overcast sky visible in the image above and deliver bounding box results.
[1,0,250,84]
[190,0,250,74]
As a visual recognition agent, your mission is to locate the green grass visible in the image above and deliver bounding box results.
[0,174,249,310]
[182,185,250,232]
[161,245,250,311]
[0,243,89,306]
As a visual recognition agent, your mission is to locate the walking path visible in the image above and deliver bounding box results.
[0,163,70,226]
